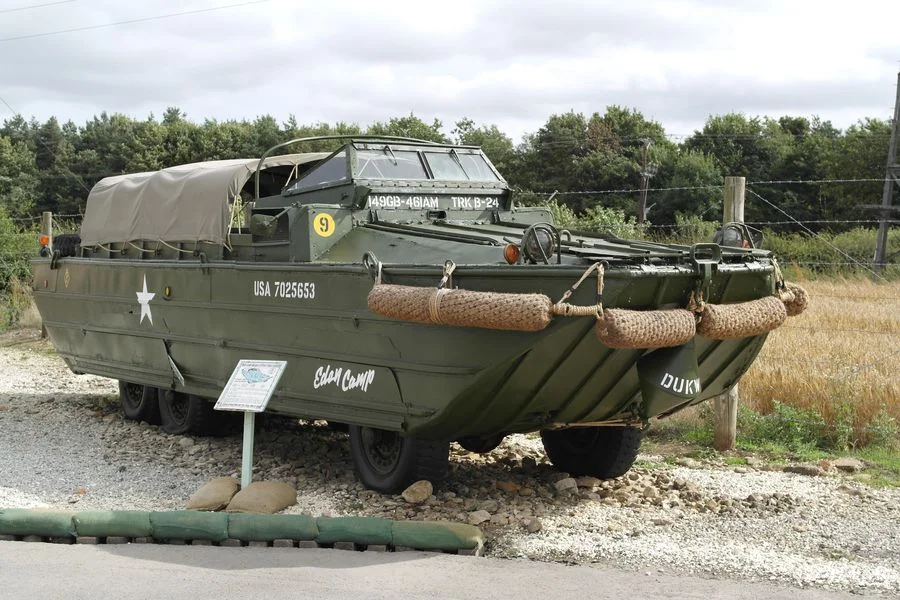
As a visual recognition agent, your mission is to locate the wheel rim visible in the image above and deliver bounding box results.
[122,383,144,411]
[166,392,190,425]
[360,427,402,475]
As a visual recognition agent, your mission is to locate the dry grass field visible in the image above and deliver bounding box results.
[741,277,900,447]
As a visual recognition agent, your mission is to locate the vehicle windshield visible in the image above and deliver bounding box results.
[356,148,428,179]
[424,151,499,181]
[285,150,347,192]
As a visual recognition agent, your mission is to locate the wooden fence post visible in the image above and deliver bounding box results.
[713,177,745,451]
[40,212,52,339]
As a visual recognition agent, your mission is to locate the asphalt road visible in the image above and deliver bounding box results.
[0,542,879,600]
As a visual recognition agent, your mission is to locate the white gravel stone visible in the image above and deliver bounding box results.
[1,331,898,596]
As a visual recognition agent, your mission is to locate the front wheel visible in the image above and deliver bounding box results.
[349,426,449,494]
[118,381,161,424]
[540,426,643,479]
[158,390,218,436]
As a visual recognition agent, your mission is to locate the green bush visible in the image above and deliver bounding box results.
[0,208,36,293]
[734,400,891,453]
[866,408,900,449]
[0,207,42,329]
[546,200,647,238]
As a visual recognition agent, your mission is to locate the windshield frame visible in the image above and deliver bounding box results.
[282,147,351,196]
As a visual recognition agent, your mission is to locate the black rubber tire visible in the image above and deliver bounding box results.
[540,426,643,479]
[349,426,449,494]
[118,381,161,424]
[54,233,81,257]
[158,390,218,436]
[456,433,505,454]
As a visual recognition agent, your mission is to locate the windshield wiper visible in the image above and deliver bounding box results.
[382,145,398,166]
[449,149,470,180]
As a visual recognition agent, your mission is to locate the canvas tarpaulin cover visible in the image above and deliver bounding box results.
[79,153,327,247]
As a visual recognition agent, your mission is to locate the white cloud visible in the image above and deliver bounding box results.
[0,0,896,141]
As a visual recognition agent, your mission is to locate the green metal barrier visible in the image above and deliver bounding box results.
[227,513,318,542]
[0,508,484,554]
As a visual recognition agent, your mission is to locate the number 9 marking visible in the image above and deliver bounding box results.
[313,213,335,238]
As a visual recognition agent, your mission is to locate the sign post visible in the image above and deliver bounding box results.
[214,359,287,490]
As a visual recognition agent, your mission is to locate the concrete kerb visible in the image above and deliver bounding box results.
[0,508,485,555]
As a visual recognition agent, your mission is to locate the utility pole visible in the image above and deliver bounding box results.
[637,139,655,224]
[713,177,745,451]
[874,71,900,272]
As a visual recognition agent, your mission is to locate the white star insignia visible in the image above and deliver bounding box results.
[136,275,155,325]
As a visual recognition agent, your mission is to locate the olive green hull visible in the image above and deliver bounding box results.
[32,258,771,438]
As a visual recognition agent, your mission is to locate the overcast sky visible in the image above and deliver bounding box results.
[0,0,897,142]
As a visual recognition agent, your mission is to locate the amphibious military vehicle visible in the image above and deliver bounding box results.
[31,136,804,493]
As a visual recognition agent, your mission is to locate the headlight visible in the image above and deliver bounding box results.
[521,223,557,264]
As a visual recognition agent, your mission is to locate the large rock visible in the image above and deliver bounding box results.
[553,477,578,493]
[832,457,865,473]
[467,510,491,525]
[495,481,521,493]
[524,518,542,533]
[401,480,433,504]
[783,464,824,477]
[575,476,601,490]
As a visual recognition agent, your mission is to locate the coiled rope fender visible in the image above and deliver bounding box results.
[696,295,787,340]
[366,261,604,332]
[771,260,810,317]
[596,308,697,349]
[689,259,809,340]
[367,285,555,332]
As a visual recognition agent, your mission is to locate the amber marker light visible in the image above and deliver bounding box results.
[504,243,521,264]
[38,234,50,246]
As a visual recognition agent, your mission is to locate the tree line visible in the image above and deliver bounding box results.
[0,106,892,228]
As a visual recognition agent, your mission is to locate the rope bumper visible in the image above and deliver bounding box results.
[365,259,809,348]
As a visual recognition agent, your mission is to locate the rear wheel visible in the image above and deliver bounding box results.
[456,433,505,454]
[349,426,449,494]
[158,390,218,436]
[118,381,161,424]
[540,426,643,479]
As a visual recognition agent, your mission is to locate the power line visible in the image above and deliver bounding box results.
[0,0,271,43]
[0,0,73,14]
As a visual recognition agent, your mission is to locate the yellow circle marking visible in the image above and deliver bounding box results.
[313,213,335,238]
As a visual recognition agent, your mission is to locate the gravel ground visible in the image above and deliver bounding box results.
[1,330,898,595]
